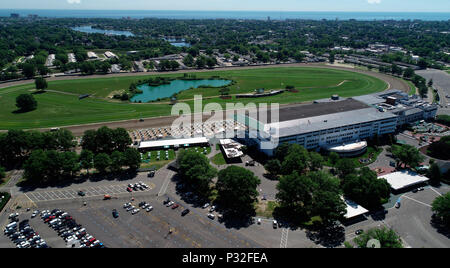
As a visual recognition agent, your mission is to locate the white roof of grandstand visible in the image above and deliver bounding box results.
[326,141,367,152]
[344,199,369,219]
[265,107,397,138]
[139,137,208,149]
[378,170,429,191]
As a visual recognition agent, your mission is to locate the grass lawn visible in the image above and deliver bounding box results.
[402,79,417,96]
[256,200,279,218]
[324,146,383,168]
[211,152,226,166]
[0,67,387,130]
[0,192,11,212]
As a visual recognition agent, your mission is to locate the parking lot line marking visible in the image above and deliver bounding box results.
[280,228,289,248]
[403,195,432,208]
[27,192,39,201]
[24,193,37,206]
[429,187,442,197]
[158,170,173,196]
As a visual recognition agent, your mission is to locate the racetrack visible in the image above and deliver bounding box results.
[0,63,410,135]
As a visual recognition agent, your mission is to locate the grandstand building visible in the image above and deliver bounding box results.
[237,90,438,156]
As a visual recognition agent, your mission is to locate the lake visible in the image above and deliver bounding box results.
[131,79,232,103]
[71,25,135,37]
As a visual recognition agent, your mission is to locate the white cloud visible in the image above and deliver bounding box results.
[67,0,81,4]
[367,0,381,4]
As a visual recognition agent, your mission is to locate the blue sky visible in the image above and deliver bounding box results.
[1,0,450,12]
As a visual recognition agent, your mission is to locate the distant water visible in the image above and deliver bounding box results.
[72,26,134,36]
[1,9,450,21]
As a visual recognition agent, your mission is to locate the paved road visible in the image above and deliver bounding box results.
[417,69,450,107]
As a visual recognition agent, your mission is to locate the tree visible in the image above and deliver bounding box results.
[342,167,391,209]
[403,67,415,78]
[34,77,48,91]
[0,166,5,180]
[22,63,36,78]
[183,54,194,67]
[177,150,216,199]
[122,148,141,170]
[110,151,124,173]
[328,152,340,166]
[427,135,450,160]
[280,144,309,175]
[16,94,37,112]
[427,163,442,185]
[276,171,345,224]
[60,151,80,178]
[354,227,403,248]
[23,149,48,183]
[309,151,325,171]
[432,192,450,227]
[94,153,111,174]
[274,143,290,162]
[309,171,346,225]
[276,171,314,220]
[264,159,282,178]
[335,158,356,178]
[79,149,94,174]
[216,166,261,216]
[390,144,424,169]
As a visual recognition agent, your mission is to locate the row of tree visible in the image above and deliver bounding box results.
[0,129,76,167]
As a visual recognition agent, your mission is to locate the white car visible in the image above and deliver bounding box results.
[146,206,153,212]
[273,220,278,228]
[166,201,175,207]
[209,206,216,212]
[202,203,210,209]
[123,203,131,208]
[126,206,135,211]
[131,209,140,215]
[207,213,215,220]
[257,218,262,225]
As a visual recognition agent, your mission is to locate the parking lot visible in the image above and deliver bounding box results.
[344,185,450,248]
[16,194,264,248]
[23,183,154,202]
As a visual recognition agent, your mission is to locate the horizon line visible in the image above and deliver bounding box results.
[2,8,450,13]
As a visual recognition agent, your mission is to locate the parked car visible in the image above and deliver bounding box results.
[273,220,278,229]
[355,229,363,235]
[127,187,133,192]
[148,170,155,177]
[146,206,153,212]
[207,213,215,220]
[202,203,210,209]
[112,209,119,218]
[257,218,262,225]
[171,204,180,209]
[181,209,190,216]
[78,191,85,196]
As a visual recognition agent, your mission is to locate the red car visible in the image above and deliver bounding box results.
[127,187,133,192]
[171,204,180,209]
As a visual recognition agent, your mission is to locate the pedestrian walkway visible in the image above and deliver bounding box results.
[24,183,154,202]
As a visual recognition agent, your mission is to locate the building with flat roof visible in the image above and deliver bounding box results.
[220,139,244,159]
[236,90,436,156]
[378,170,429,191]
[343,199,369,219]
[138,137,209,151]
